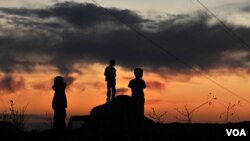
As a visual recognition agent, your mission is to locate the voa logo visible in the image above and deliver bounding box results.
[226,129,246,136]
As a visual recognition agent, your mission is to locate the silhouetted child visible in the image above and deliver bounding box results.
[52,76,67,131]
[104,59,116,102]
[128,68,146,126]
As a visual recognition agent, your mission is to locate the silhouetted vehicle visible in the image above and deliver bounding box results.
[68,115,89,130]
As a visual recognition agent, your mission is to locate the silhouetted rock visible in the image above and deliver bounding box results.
[89,95,154,128]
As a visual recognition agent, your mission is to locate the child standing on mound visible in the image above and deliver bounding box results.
[52,76,67,131]
[104,59,116,102]
[128,68,146,126]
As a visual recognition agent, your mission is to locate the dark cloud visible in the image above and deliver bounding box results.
[32,83,49,91]
[147,81,166,90]
[50,2,144,27]
[0,2,144,28]
[31,80,51,91]
[0,75,25,94]
[241,5,250,12]
[0,2,249,78]
[83,81,105,90]
[146,99,163,105]
[63,75,76,86]
[116,88,129,95]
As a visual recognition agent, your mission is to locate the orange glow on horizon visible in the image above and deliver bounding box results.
[0,63,250,124]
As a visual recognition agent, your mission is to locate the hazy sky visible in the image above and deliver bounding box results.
[0,0,250,129]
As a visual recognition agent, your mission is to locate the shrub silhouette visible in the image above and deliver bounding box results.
[175,93,216,123]
[0,100,26,131]
[219,100,241,123]
[148,108,167,123]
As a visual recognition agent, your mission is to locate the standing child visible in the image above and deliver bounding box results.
[52,76,67,131]
[104,59,116,103]
[128,68,146,126]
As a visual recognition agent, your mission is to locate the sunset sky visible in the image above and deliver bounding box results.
[0,0,250,129]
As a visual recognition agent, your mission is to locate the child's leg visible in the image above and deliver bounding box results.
[106,83,111,102]
[111,85,116,101]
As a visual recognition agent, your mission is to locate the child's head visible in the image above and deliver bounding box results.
[54,76,64,85]
[134,68,143,78]
[109,59,115,66]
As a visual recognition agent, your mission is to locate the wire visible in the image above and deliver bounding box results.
[195,0,250,51]
[189,0,210,17]
[90,0,250,104]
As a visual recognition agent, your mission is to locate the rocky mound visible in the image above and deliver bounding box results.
[88,95,154,128]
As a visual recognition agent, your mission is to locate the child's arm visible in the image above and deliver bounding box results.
[114,68,117,77]
[143,80,146,88]
[128,80,132,88]
[63,82,67,90]
[104,67,108,76]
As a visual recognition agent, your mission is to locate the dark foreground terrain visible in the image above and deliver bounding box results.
[1,121,249,141]
[1,96,249,141]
